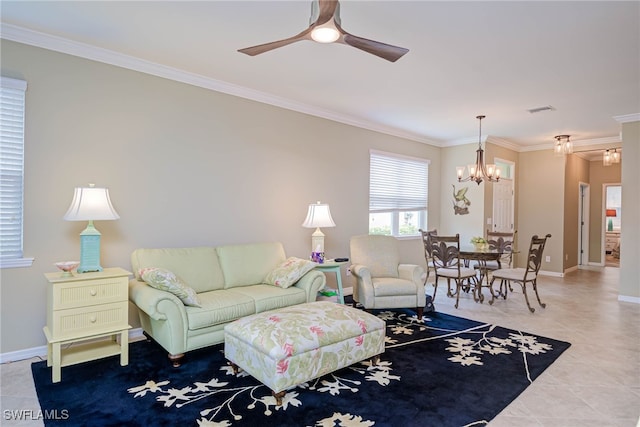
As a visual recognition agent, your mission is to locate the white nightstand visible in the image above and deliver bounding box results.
[605,232,620,253]
[43,267,132,383]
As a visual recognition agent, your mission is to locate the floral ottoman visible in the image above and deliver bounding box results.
[224,301,385,405]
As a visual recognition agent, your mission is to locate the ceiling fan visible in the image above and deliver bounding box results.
[238,0,409,62]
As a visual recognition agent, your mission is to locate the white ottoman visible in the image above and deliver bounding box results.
[224,301,385,405]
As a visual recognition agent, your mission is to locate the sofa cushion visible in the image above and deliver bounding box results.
[131,247,225,293]
[140,267,201,307]
[186,290,256,330]
[264,257,316,288]
[216,242,287,288]
[228,285,307,313]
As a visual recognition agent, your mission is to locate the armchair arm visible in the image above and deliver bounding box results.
[398,264,426,306]
[293,270,326,302]
[398,264,425,285]
[350,264,375,308]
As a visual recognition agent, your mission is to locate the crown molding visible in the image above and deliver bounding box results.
[614,113,640,123]
[1,23,441,147]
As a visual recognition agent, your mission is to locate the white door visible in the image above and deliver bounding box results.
[492,179,514,232]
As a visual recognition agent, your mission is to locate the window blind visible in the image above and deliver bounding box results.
[0,77,27,262]
[369,150,429,212]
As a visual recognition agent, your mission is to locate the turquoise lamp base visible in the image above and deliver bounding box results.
[77,221,103,273]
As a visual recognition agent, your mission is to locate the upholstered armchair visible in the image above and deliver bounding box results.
[349,235,426,319]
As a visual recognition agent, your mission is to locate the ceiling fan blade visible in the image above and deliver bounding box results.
[314,0,339,26]
[340,32,409,62]
[238,28,312,56]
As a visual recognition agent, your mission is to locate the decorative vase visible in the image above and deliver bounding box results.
[607,218,613,232]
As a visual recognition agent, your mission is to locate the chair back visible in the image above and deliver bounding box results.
[350,234,400,278]
[524,234,552,276]
[487,230,517,268]
[430,234,461,270]
[419,228,438,260]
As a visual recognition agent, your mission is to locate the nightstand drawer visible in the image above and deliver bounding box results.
[52,276,127,309]
[50,301,129,339]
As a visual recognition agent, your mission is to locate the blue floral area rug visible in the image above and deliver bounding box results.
[31,309,570,427]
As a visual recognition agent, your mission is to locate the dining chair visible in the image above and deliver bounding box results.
[488,234,551,313]
[418,228,438,296]
[486,230,517,269]
[430,234,480,309]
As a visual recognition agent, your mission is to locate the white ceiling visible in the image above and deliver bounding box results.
[2,1,639,154]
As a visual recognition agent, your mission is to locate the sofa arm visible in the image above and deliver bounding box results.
[398,264,424,285]
[293,270,326,302]
[129,279,186,322]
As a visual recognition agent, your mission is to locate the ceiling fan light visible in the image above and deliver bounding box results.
[311,27,340,43]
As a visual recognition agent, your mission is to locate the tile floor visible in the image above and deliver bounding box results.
[1,267,639,426]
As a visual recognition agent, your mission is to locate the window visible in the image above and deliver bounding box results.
[369,150,429,237]
[1,76,32,268]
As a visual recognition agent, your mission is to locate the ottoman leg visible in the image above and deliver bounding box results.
[273,390,286,406]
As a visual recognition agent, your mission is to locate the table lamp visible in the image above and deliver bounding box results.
[302,201,335,263]
[63,184,120,273]
[605,209,616,232]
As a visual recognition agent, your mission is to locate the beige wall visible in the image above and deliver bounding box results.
[0,40,441,353]
[439,144,485,242]
[516,150,565,272]
[2,38,636,356]
[620,120,640,299]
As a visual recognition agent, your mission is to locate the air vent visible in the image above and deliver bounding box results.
[527,105,555,114]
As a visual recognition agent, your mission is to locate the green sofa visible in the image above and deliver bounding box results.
[128,242,326,366]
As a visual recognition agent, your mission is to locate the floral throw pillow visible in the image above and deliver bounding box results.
[264,257,316,289]
[139,267,201,307]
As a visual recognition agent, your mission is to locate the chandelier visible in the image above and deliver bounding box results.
[554,135,573,156]
[603,148,621,166]
[456,115,500,185]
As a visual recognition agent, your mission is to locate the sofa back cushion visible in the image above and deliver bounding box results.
[216,242,287,288]
[131,247,224,293]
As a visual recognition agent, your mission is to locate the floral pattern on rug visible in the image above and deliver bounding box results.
[124,309,564,427]
[128,356,393,426]
[445,326,553,373]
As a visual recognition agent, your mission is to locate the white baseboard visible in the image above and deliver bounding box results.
[619,295,640,304]
[538,269,564,278]
[0,328,145,364]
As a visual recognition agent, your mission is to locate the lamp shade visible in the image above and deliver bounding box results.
[63,185,120,221]
[606,209,617,218]
[302,202,336,228]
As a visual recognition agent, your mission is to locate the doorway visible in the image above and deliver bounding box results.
[603,184,621,268]
[578,183,590,267]
[492,158,515,233]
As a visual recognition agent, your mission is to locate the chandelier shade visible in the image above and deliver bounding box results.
[554,135,572,157]
[456,115,500,185]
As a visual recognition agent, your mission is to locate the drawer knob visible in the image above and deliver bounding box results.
[90,289,97,296]
[90,316,97,323]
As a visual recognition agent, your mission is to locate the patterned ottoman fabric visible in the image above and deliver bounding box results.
[224,301,385,396]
